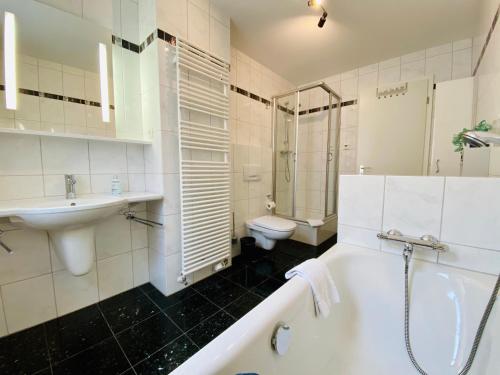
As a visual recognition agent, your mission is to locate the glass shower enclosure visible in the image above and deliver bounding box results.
[272,82,341,222]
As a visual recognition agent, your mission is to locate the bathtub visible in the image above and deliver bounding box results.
[172,243,499,375]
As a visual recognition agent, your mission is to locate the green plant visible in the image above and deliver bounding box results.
[452,120,492,152]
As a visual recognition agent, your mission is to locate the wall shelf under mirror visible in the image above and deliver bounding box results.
[0,127,152,145]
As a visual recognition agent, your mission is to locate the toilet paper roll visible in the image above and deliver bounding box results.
[266,201,276,210]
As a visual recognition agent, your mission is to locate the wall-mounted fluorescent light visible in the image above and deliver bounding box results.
[98,43,110,123]
[4,12,17,110]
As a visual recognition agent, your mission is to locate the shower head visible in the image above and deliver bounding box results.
[463,131,500,147]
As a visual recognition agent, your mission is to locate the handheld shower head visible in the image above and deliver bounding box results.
[463,131,500,147]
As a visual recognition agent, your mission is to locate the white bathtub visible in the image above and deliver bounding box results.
[172,244,500,375]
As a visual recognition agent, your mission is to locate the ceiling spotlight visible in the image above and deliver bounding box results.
[318,10,328,28]
[307,0,322,6]
[307,0,328,28]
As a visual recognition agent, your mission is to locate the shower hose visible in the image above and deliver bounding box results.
[403,248,500,375]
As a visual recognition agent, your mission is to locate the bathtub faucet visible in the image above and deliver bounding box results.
[377,229,446,253]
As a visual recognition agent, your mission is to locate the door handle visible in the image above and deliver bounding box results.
[359,165,371,175]
[435,159,440,174]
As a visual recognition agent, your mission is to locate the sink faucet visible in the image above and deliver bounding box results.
[65,174,77,199]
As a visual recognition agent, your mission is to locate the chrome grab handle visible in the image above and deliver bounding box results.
[377,229,446,252]
[435,159,440,174]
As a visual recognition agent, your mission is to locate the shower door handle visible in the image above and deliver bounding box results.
[435,159,440,174]
[327,152,333,162]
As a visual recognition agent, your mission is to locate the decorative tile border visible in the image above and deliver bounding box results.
[112,28,177,54]
[229,83,355,115]
[0,85,114,110]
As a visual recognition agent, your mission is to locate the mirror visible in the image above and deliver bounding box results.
[357,73,499,177]
[0,0,146,141]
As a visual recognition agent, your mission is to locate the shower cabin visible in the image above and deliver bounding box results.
[272,82,341,245]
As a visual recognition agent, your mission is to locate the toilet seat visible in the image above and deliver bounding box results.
[248,215,296,232]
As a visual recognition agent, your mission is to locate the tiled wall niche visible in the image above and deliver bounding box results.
[0,135,148,336]
[338,175,500,275]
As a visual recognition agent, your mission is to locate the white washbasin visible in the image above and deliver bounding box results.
[0,193,162,276]
[9,196,127,230]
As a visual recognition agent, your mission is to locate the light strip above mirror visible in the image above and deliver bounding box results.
[98,43,110,123]
[4,12,17,110]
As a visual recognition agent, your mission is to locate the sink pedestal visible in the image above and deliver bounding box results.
[49,226,96,276]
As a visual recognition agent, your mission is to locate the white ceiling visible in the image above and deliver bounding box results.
[212,0,480,84]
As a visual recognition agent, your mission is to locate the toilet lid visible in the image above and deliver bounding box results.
[251,215,296,232]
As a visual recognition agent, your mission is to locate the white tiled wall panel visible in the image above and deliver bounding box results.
[0,132,148,336]
[338,176,500,276]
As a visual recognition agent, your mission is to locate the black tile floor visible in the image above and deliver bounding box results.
[0,236,336,375]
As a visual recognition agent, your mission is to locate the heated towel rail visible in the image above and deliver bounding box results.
[176,39,231,277]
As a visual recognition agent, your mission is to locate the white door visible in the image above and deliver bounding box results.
[430,77,474,176]
[357,79,430,175]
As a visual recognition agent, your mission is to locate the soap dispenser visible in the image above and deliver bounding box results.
[111,175,122,196]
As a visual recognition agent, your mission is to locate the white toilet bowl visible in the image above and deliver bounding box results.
[245,215,296,250]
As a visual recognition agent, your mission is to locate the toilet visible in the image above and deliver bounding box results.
[245,215,297,250]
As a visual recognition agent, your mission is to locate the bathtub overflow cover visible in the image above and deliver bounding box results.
[271,323,291,356]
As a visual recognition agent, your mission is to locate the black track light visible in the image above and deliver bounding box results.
[318,10,328,28]
[307,0,328,28]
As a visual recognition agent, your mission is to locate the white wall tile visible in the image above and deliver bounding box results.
[439,243,500,275]
[157,0,188,39]
[63,72,85,98]
[19,62,39,91]
[441,177,500,251]
[383,176,445,238]
[401,59,426,81]
[95,214,132,259]
[187,2,210,50]
[426,43,452,58]
[53,267,99,316]
[41,138,89,174]
[16,95,41,122]
[425,53,452,82]
[148,248,167,294]
[39,67,63,95]
[453,38,472,51]
[0,229,51,285]
[63,102,86,127]
[40,98,65,124]
[401,50,425,64]
[126,144,145,173]
[338,224,381,250]
[89,141,128,174]
[133,248,149,286]
[452,48,472,79]
[2,274,56,333]
[97,252,133,299]
[379,57,400,70]
[338,175,385,230]
[0,134,42,175]
[378,66,401,85]
[0,176,44,200]
[44,174,91,196]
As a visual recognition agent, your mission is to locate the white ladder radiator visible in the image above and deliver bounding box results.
[176,39,231,278]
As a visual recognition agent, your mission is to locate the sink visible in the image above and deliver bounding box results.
[8,196,128,276]
[10,196,127,230]
[0,193,162,276]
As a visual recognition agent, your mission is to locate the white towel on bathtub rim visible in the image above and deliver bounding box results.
[284,258,340,318]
